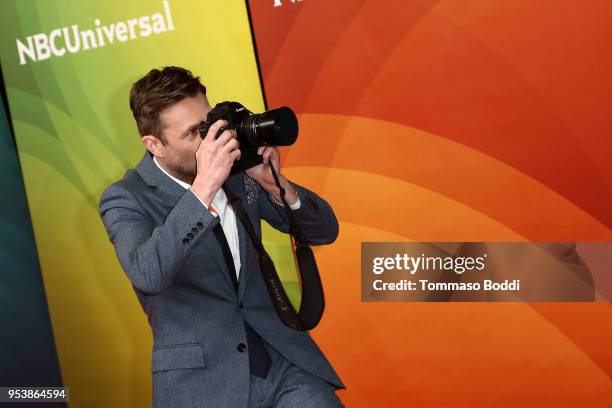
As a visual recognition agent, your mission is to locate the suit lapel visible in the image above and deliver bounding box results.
[135,152,238,294]
[206,229,240,295]
[135,152,186,207]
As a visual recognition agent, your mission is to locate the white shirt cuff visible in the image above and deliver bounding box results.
[190,190,219,217]
[269,192,301,210]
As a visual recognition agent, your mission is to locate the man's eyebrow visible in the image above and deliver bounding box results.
[180,121,202,137]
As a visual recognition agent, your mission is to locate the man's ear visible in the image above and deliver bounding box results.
[142,135,164,157]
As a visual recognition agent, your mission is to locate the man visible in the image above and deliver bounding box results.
[99,66,345,407]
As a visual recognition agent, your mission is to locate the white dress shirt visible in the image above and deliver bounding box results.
[153,156,300,280]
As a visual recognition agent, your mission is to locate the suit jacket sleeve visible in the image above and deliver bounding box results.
[256,179,339,245]
[99,184,219,295]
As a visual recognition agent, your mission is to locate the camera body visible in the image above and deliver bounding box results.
[199,101,298,174]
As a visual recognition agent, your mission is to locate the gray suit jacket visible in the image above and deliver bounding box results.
[99,152,344,407]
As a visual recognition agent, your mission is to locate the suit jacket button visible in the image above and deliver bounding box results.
[238,302,244,309]
[196,222,204,230]
[187,232,194,240]
[191,227,198,234]
[237,343,247,352]
[182,238,189,245]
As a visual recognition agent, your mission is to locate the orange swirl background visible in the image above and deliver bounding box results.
[249,1,612,405]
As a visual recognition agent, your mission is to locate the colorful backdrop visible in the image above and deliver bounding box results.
[247,1,612,406]
[0,72,63,393]
[1,0,611,407]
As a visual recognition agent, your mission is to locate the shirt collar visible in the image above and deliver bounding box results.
[153,156,191,190]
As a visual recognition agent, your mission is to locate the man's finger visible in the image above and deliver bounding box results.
[262,148,271,164]
[269,148,281,172]
[203,119,228,142]
[215,129,237,146]
[222,138,240,153]
[262,146,278,165]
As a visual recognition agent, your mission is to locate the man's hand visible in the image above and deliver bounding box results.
[245,146,298,205]
[190,120,241,206]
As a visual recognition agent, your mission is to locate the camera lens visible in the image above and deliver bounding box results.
[239,106,298,147]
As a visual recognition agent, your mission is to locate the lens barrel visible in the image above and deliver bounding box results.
[239,106,298,147]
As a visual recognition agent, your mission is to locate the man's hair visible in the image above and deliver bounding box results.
[129,66,207,141]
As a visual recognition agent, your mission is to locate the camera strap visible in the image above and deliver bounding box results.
[223,167,325,331]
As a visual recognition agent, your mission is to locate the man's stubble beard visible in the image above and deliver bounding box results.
[165,152,197,185]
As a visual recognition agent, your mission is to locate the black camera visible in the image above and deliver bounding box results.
[199,101,298,173]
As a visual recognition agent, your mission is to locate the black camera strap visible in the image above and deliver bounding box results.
[223,167,325,331]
